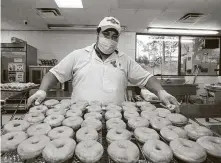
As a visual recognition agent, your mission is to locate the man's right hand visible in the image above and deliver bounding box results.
[27,90,47,107]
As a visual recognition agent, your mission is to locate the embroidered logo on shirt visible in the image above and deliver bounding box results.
[110,61,117,68]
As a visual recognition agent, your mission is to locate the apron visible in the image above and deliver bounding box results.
[71,48,127,105]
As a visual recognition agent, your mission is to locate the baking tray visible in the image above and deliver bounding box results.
[1,85,40,92]
[1,104,221,163]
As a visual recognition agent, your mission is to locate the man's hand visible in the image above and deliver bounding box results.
[27,90,46,106]
[157,90,180,112]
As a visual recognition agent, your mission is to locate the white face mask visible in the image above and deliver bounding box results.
[97,36,118,55]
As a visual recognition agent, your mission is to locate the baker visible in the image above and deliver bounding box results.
[28,17,180,108]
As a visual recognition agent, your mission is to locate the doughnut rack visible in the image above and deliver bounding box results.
[1,105,221,163]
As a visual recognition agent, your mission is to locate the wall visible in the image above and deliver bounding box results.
[1,30,218,95]
[1,30,136,61]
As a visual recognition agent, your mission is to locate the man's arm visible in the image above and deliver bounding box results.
[145,76,180,107]
[27,50,79,106]
[39,72,58,92]
[27,72,58,106]
[127,57,180,109]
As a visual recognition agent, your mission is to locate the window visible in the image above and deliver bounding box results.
[136,35,179,75]
[181,37,220,75]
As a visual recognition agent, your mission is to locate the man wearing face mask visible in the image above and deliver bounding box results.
[28,17,180,109]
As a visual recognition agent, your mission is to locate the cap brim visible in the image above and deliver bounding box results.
[101,26,120,34]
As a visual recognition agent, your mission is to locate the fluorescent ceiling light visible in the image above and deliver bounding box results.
[48,24,127,31]
[54,0,83,8]
[48,24,96,30]
[148,28,219,35]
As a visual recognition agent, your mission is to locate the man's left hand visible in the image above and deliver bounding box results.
[157,90,180,113]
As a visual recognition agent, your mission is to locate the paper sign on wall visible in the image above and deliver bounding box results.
[8,63,16,71]
[14,58,23,62]
[15,63,24,71]
[16,72,24,82]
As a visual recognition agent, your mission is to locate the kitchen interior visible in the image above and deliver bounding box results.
[1,0,221,163]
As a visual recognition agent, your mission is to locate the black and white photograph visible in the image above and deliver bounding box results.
[1,0,221,163]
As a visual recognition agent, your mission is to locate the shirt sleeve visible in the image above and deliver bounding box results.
[127,57,153,87]
[50,51,77,83]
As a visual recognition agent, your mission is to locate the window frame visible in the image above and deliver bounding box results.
[136,33,221,76]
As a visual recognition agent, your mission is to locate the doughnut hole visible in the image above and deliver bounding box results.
[8,136,14,140]
[14,123,20,127]
[57,144,65,148]
[58,130,64,133]
[32,140,39,144]
[155,145,161,150]
[52,117,57,120]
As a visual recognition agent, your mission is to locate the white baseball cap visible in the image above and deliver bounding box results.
[98,17,121,34]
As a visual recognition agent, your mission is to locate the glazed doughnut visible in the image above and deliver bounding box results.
[160,126,187,142]
[70,104,85,112]
[90,100,102,106]
[27,123,51,136]
[197,136,221,158]
[143,139,173,163]
[74,100,89,111]
[44,99,59,108]
[106,118,126,130]
[136,101,151,108]
[60,99,72,106]
[141,110,158,120]
[43,138,76,163]
[106,104,122,112]
[87,105,102,113]
[124,110,139,121]
[66,109,82,117]
[84,112,102,120]
[128,117,149,130]
[150,117,172,131]
[122,105,138,112]
[121,101,136,107]
[17,135,50,159]
[170,138,207,162]
[44,114,65,127]
[1,131,28,153]
[24,112,45,124]
[62,116,83,130]
[46,108,66,116]
[184,124,213,140]
[156,108,171,118]
[105,110,122,120]
[140,104,156,112]
[54,103,69,111]
[81,119,102,131]
[134,127,159,144]
[108,140,140,163]
[106,128,131,144]
[48,126,74,140]
[167,113,188,126]
[76,127,98,142]
[29,105,48,115]
[4,120,30,132]
[75,140,103,163]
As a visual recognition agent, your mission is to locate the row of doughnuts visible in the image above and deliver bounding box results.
[2,100,221,163]
[1,99,105,163]
[105,101,221,162]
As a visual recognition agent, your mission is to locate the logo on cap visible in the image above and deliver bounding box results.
[107,18,119,25]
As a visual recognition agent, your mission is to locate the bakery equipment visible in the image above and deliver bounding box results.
[1,42,37,83]
[1,98,221,163]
